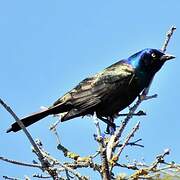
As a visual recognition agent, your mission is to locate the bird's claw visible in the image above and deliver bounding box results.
[105,123,116,135]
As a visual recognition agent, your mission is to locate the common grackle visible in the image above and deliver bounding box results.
[7,48,175,133]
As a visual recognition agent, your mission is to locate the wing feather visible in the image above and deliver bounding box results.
[53,61,135,120]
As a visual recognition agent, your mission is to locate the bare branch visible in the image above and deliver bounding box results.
[107,94,156,161]
[116,122,140,158]
[129,149,176,179]
[0,99,46,166]
[109,122,140,171]
[0,99,60,179]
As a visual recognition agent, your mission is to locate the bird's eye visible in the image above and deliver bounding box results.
[151,53,156,58]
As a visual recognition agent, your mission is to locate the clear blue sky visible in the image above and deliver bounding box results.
[0,0,179,179]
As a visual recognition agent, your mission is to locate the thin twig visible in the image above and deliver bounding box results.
[90,151,101,159]
[116,122,140,158]
[94,114,111,180]
[59,162,88,180]
[0,156,42,168]
[118,110,146,117]
[129,149,172,179]
[51,127,61,145]
[49,115,61,130]
[65,170,72,180]
[161,26,176,52]
[64,161,101,172]
[117,138,144,148]
[150,149,170,170]
[33,174,51,179]
[3,176,19,180]
[116,163,139,170]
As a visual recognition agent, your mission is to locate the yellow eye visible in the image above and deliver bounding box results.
[151,53,156,58]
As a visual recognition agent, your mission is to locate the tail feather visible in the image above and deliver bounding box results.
[6,109,52,133]
[6,103,73,133]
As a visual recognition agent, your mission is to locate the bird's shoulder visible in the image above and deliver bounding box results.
[93,59,135,84]
[73,60,134,88]
[105,59,134,74]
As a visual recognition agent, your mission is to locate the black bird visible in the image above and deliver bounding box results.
[7,48,175,133]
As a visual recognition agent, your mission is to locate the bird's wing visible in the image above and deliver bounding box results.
[53,61,135,120]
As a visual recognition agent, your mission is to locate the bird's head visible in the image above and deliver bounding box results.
[128,48,175,75]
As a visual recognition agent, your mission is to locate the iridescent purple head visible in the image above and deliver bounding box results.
[128,48,175,74]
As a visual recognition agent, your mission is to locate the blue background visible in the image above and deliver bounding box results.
[0,0,179,179]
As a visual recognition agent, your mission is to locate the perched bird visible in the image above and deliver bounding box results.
[7,48,174,133]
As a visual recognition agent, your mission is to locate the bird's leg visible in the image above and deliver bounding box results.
[98,116,116,134]
[106,117,116,135]
[95,113,116,134]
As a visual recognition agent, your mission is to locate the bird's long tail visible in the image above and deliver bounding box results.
[6,103,71,133]
[6,109,52,133]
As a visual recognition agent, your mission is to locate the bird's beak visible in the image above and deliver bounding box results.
[160,53,175,61]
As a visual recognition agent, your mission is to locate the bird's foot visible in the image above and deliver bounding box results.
[96,115,116,135]
[105,123,116,135]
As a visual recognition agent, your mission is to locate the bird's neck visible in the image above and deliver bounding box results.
[126,57,155,88]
